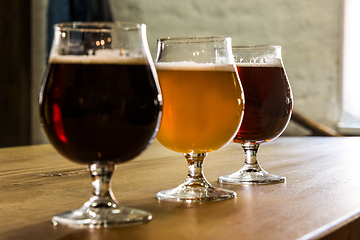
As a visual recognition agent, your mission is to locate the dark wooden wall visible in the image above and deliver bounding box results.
[0,0,31,147]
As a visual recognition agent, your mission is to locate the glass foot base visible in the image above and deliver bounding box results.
[52,199,151,228]
[218,169,285,185]
[155,182,236,202]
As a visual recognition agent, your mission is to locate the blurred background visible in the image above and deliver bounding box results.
[1,0,355,147]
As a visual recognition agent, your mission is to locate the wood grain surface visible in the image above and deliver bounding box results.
[2,137,360,240]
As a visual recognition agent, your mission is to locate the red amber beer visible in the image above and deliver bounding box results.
[233,59,292,144]
[217,45,293,185]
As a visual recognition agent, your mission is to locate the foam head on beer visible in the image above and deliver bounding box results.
[155,61,236,72]
[49,49,147,65]
[234,57,282,68]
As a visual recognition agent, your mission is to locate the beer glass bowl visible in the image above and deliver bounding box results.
[39,22,162,228]
[218,45,293,185]
[154,37,244,202]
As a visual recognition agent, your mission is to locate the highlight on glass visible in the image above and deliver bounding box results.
[218,45,293,185]
[39,22,162,228]
[154,36,244,202]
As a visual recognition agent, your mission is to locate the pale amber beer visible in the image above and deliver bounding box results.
[156,62,244,154]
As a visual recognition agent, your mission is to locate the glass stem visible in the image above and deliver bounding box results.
[241,143,263,172]
[184,153,209,187]
[87,163,117,206]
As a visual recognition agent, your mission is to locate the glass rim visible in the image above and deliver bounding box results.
[157,36,231,44]
[232,45,281,50]
[54,22,144,32]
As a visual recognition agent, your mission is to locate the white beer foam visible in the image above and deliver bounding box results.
[49,49,147,64]
[235,58,282,67]
[155,61,236,72]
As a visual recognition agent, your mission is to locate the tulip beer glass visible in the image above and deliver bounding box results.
[218,45,293,185]
[39,22,162,228]
[155,37,244,202]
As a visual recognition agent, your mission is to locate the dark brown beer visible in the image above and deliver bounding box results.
[39,59,161,164]
[233,63,292,144]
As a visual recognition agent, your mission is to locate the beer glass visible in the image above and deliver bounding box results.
[155,37,244,202]
[218,45,293,185]
[39,22,162,228]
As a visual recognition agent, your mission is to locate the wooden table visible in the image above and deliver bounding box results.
[2,137,360,240]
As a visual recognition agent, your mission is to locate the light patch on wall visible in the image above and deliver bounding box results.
[338,0,360,134]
